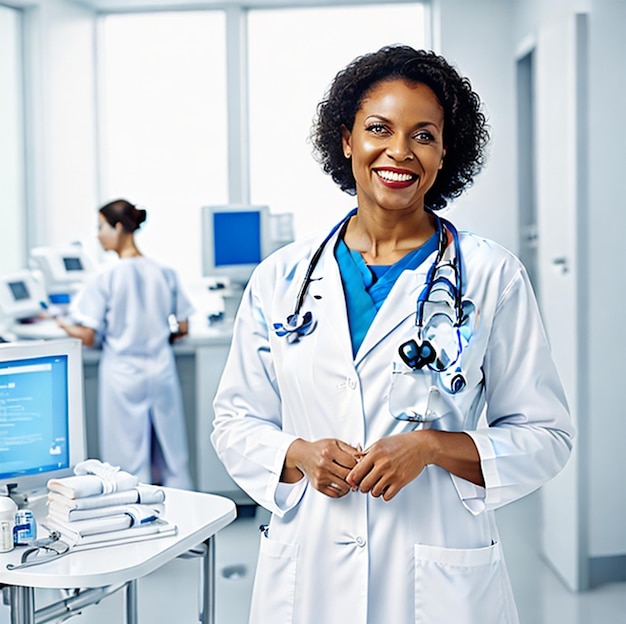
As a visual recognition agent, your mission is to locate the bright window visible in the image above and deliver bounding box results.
[0,5,25,273]
[248,3,427,237]
[99,11,227,281]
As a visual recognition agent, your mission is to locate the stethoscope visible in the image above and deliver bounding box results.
[272,208,357,341]
[272,209,471,392]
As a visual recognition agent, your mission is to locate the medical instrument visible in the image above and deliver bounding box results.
[397,216,475,394]
[6,531,71,570]
[272,210,473,393]
[273,209,357,342]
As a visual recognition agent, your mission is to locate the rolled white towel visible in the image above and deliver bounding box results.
[73,460,138,494]
[47,460,139,499]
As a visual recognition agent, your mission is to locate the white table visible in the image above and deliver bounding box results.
[0,488,237,624]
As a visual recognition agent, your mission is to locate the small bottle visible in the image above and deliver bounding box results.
[0,496,18,551]
[13,510,37,545]
[0,521,14,552]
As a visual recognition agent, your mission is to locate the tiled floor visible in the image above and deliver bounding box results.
[1,493,624,623]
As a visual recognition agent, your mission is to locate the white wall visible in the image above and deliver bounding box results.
[586,0,626,561]
[514,0,626,585]
[431,0,518,253]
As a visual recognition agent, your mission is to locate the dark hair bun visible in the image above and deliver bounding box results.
[100,199,147,232]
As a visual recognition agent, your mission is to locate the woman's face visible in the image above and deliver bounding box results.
[341,79,445,216]
[97,213,120,252]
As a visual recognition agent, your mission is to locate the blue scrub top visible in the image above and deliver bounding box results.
[335,232,438,356]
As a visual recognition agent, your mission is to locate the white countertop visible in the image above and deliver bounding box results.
[0,488,236,589]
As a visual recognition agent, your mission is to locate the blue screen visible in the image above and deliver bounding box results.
[0,354,70,479]
[63,257,84,271]
[9,281,30,301]
[213,211,262,266]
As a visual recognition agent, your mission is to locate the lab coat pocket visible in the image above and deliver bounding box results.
[413,541,518,624]
[250,535,299,624]
[389,365,444,423]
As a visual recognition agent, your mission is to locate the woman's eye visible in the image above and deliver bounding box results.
[366,123,388,135]
[414,130,435,142]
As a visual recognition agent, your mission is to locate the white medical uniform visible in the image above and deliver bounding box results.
[212,225,574,624]
[71,257,194,488]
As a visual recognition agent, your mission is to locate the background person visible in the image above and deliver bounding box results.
[212,46,573,623]
[57,198,193,489]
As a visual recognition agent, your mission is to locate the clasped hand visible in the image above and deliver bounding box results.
[284,432,428,501]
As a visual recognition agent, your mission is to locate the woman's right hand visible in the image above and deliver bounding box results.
[281,438,361,498]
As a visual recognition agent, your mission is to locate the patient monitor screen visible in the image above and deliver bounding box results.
[213,211,263,266]
[63,257,84,272]
[8,281,30,302]
[0,354,70,480]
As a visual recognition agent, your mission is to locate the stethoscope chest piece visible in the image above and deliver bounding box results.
[273,311,317,343]
[398,339,436,370]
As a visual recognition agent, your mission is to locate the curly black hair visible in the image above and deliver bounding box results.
[310,45,489,211]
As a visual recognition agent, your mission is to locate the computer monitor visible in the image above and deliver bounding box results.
[0,270,48,323]
[202,204,294,286]
[29,245,94,304]
[0,338,86,500]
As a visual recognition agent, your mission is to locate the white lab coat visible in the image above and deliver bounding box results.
[71,257,194,488]
[212,224,573,624]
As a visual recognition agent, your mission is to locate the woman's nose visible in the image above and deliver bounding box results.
[386,135,414,161]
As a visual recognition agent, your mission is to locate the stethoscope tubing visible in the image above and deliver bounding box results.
[289,207,464,340]
[293,208,356,316]
[278,208,469,394]
[415,216,464,330]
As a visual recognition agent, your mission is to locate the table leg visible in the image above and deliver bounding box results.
[125,579,138,624]
[9,585,34,624]
[201,536,215,624]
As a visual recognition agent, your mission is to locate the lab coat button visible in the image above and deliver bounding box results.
[347,377,357,389]
[355,536,366,547]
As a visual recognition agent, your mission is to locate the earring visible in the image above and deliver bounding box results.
[344,150,351,159]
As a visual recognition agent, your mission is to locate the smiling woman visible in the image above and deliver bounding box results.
[212,45,573,624]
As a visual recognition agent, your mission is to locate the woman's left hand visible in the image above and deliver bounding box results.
[345,432,429,501]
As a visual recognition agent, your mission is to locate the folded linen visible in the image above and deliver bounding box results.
[48,502,163,524]
[43,518,178,549]
[46,514,132,537]
[47,485,165,510]
[46,504,160,537]
[74,519,177,547]
[47,460,139,499]
[47,473,139,499]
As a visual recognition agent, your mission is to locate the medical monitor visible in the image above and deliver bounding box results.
[0,270,48,323]
[29,245,94,304]
[0,338,86,499]
[202,204,294,286]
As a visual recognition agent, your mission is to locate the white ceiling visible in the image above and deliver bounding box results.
[4,0,410,12]
[74,0,407,12]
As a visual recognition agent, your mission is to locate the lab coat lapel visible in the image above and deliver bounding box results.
[307,233,354,360]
